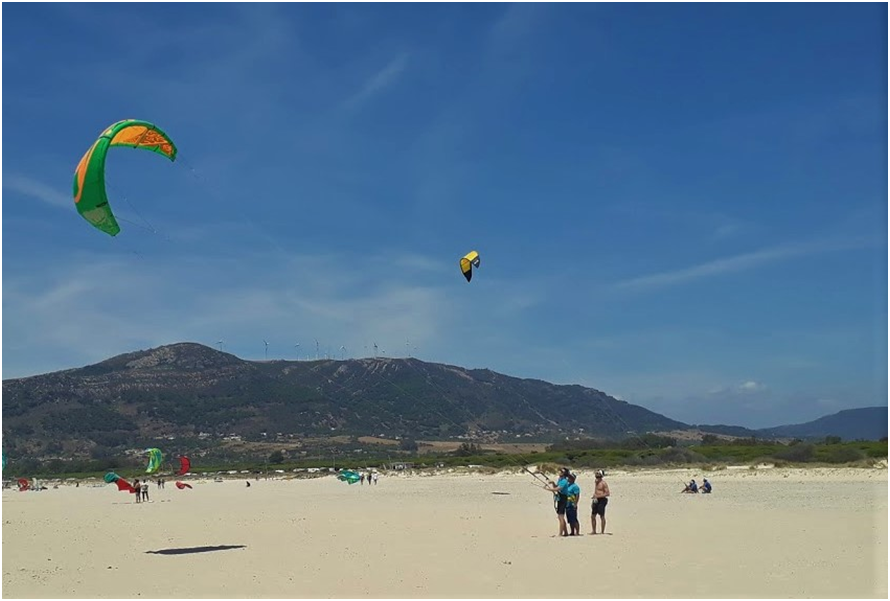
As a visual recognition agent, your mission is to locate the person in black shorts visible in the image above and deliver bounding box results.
[545,467,571,537]
[591,470,610,534]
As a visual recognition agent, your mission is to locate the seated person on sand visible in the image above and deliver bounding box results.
[682,479,698,493]
[700,478,712,494]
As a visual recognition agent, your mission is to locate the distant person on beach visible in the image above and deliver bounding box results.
[141,481,149,502]
[591,470,610,534]
[360,473,365,485]
[246,481,251,487]
[545,467,571,537]
[565,473,581,536]
[134,480,141,503]
[701,478,712,494]
[373,472,378,485]
[682,479,699,494]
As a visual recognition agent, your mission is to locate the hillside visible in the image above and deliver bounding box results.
[757,407,888,441]
[2,342,688,459]
[691,424,761,438]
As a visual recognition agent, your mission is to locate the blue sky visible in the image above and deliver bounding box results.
[2,3,887,429]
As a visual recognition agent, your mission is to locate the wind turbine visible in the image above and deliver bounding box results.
[373,342,378,357]
[263,339,269,360]
[315,339,320,360]
[339,345,346,360]
[216,340,224,352]
[294,343,300,360]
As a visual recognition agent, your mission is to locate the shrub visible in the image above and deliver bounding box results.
[773,443,815,462]
[822,446,865,464]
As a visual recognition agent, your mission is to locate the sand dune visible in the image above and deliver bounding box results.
[2,466,886,598]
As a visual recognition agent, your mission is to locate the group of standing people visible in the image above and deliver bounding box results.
[131,479,151,503]
[360,472,378,485]
[545,468,610,537]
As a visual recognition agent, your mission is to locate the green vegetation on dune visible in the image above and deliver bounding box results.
[5,437,885,481]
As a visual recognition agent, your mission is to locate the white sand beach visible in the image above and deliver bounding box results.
[2,466,886,599]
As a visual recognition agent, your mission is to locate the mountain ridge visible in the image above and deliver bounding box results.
[2,343,884,461]
[1,342,686,458]
[757,407,888,441]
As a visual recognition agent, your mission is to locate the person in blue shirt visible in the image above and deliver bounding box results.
[701,478,712,493]
[565,473,581,536]
[682,479,699,493]
[544,467,571,537]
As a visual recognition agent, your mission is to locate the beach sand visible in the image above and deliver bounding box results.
[2,466,886,598]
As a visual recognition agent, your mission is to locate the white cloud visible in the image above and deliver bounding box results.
[487,3,541,55]
[738,380,766,393]
[44,5,304,147]
[3,175,71,209]
[611,237,876,292]
[712,223,742,239]
[342,53,410,111]
[1,245,552,378]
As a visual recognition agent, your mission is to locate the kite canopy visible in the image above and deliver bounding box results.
[460,250,481,282]
[105,473,137,493]
[175,481,193,490]
[176,456,191,476]
[145,448,164,474]
[17,478,30,492]
[72,119,177,236]
[336,470,362,485]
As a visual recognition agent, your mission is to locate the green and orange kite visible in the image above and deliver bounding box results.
[72,119,177,236]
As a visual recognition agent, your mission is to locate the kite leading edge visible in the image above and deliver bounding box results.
[460,250,481,282]
[72,119,177,236]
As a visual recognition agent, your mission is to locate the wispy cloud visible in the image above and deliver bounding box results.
[708,380,768,395]
[50,5,305,146]
[611,237,876,292]
[738,380,766,393]
[341,53,410,111]
[1,244,552,379]
[711,221,744,240]
[407,6,546,218]
[2,4,885,431]
[1,249,447,376]
[603,202,760,244]
[486,3,541,57]
[606,373,777,428]
[3,175,71,209]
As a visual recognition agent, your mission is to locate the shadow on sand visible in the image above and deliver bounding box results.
[146,545,247,556]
